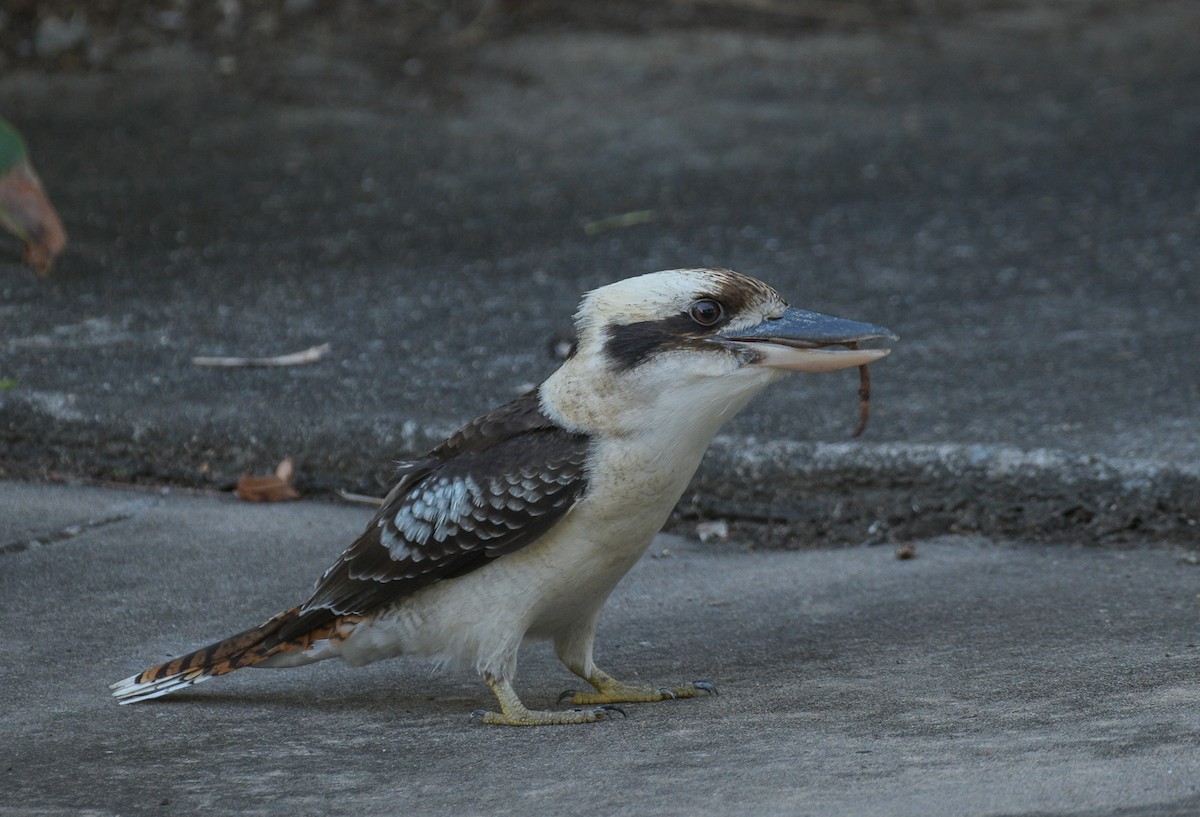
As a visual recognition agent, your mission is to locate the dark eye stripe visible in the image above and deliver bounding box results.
[603,305,735,371]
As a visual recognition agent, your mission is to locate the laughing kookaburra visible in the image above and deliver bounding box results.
[111,268,896,726]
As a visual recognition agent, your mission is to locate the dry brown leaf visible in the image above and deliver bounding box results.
[235,457,300,502]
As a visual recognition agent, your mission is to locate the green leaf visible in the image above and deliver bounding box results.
[0,118,30,175]
[0,378,18,390]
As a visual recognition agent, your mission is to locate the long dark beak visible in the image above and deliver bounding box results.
[720,307,897,372]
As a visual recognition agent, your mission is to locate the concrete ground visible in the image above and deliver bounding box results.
[2,480,1198,816]
[2,1,1199,814]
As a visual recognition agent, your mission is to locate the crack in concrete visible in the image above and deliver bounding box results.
[0,498,159,556]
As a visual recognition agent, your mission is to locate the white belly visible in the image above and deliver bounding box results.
[335,434,710,676]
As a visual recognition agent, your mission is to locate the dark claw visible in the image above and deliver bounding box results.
[693,680,719,696]
[657,687,678,700]
[596,704,627,719]
[468,708,488,724]
[557,688,579,704]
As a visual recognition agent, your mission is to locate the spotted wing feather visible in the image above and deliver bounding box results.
[281,390,589,638]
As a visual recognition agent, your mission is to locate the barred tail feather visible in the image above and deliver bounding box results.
[108,665,219,704]
[110,607,359,704]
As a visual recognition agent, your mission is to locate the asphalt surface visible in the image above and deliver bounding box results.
[1,1,1198,544]
[2,480,1199,816]
[2,4,1200,814]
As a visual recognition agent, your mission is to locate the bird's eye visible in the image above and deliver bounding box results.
[688,298,724,327]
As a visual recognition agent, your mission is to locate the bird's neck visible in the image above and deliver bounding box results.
[539,355,776,448]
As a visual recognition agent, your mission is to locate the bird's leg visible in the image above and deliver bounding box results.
[561,666,718,706]
[553,617,717,706]
[470,674,625,727]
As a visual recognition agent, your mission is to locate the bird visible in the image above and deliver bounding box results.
[0,117,67,276]
[110,268,896,726]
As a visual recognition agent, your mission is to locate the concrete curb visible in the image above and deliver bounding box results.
[5,397,1197,546]
[689,438,1200,546]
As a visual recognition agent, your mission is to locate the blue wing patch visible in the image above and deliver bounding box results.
[294,390,589,623]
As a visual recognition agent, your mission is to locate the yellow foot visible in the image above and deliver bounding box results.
[560,668,719,706]
[471,674,627,727]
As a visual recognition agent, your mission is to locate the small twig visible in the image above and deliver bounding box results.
[192,343,331,368]
[584,210,656,236]
[337,488,385,507]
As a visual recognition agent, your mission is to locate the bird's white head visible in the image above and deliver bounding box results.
[541,268,896,438]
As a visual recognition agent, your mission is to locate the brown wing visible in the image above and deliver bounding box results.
[279,390,589,639]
